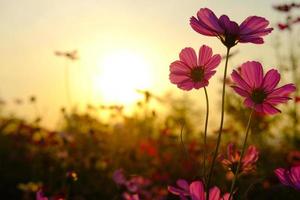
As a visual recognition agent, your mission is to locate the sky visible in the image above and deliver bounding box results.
[0,0,292,128]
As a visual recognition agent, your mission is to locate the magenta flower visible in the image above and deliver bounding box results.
[123,193,140,200]
[36,190,48,200]
[168,179,190,199]
[169,45,221,91]
[190,8,273,48]
[168,180,230,200]
[274,165,300,190]
[231,61,296,115]
[219,143,259,175]
[112,169,151,198]
[113,169,127,185]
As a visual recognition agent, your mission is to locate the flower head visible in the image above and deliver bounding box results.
[168,180,230,200]
[123,193,140,200]
[219,143,259,175]
[168,179,190,199]
[113,169,127,185]
[36,190,48,200]
[231,61,296,115]
[190,8,273,48]
[169,45,221,91]
[275,165,300,190]
[112,169,151,198]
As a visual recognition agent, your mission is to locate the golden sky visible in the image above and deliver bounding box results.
[0,0,289,127]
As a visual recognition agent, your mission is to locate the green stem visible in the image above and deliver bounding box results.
[206,47,230,200]
[229,109,254,200]
[203,87,209,183]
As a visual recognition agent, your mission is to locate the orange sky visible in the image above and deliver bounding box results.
[0,0,292,127]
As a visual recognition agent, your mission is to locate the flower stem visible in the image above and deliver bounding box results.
[229,109,254,200]
[203,87,209,183]
[206,47,230,200]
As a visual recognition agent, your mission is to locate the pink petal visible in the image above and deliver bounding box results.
[170,61,191,74]
[239,36,264,44]
[290,166,300,189]
[206,55,222,71]
[269,84,296,97]
[204,70,217,81]
[190,17,218,36]
[239,15,273,44]
[196,8,224,34]
[189,181,205,200]
[177,179,189,191]
[36,190,48,200]
[274,168,290,186]
[239,16,271,35]
[168,186,189,196]
[291,166,300,180]
[242,145,258,166]
[178,81,194,91]
[169,73,190,84]
[209,186,221,200]
[231,86,249,97]
[219,15,239,35]
[180,48,197,68]
[198,45,213,66]
[231,70,251,91]
[262,69,280,92]
[244,98,255,109]
[222,193,231,200]
[240,61,264,88]
[261,103,281,115]
[266,97,291,105]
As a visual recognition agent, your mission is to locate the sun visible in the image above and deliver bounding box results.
[94,49,152,105]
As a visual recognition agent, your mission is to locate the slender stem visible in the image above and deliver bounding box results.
[203,87,209,183]
[229,109,254,199]
[180,123,189,160]
[206,47,230,200]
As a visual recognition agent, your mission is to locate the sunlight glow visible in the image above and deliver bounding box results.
[94,49,152,105]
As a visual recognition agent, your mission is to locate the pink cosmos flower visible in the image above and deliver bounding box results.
[36,190,48,200]
[190,8,273,48]
[112,169,151,198]
[231,61,296,115]
[274,165,300,190]
[168,179,190,199]
[218,143,259,175]
[168,180,230,200]
[113,169,127,185]
[123,193,140,200]
[169,45,221,91]
[278,23,290,30]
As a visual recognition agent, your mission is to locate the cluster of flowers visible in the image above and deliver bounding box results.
[113,169,151,200]
[36,171,78,200]
[273,2,300,30]
[273,3,300,13]
[168,7,297,200]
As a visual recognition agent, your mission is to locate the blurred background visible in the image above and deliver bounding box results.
[0,0,299,199]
